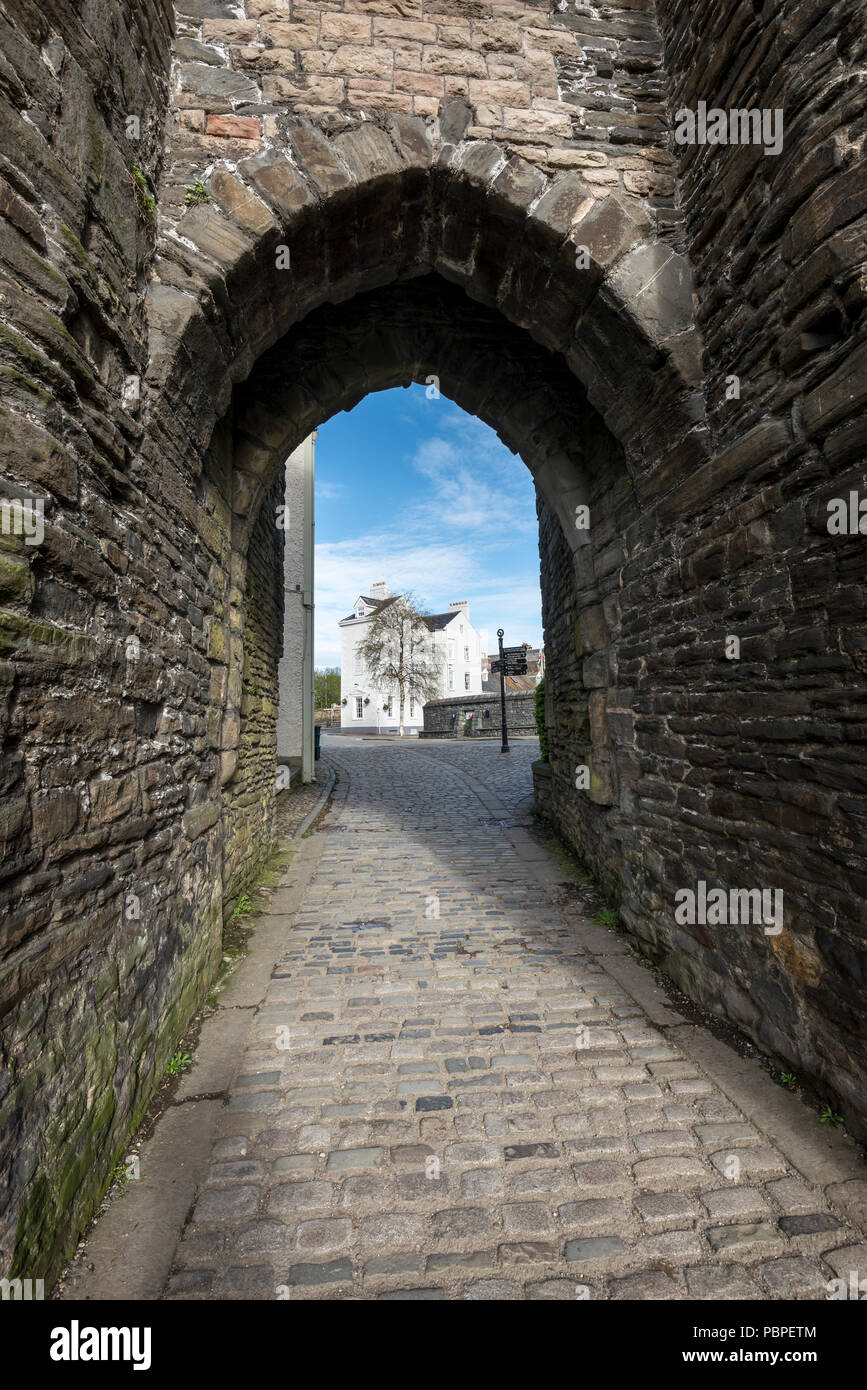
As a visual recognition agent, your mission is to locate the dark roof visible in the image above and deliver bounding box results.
[422,612,455,632]
[340,594,401,622]
[342,603,449,629]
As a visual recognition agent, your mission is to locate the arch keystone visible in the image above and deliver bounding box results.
[490,155,547,214]
[332,124,406,182]
[286,123,352,199]
[449,140,506,187]
[387,113,435,170]
[177,201,260,274]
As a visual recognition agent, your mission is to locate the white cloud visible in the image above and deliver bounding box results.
[314,537,542,667]
[315,480,346,501]
[405,413,535,538]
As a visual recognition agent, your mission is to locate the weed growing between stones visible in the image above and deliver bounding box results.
[130,165,156,221]
[820,1105,845,1129]
[592,906,620,928]
[164,1050,192,1076]
[184,179,210,206]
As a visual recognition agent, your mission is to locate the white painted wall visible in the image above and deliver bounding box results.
[277,435,315,770]
[442,601,483,699]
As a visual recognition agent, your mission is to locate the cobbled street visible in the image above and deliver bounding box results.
[65,739,867,1302]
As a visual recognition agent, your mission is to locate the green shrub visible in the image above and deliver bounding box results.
[534,676,548,762]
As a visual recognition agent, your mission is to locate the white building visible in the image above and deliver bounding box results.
[276,434,316,780]
[339,583,483,732]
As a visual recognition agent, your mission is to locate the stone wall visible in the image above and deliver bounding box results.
[170,0,680,217]
[0,0,189,1283]
[222,471,284,912]
[536,458,630,908]
[421,690,537,737]
[532,0,867,1135]
[623,0,867,1128]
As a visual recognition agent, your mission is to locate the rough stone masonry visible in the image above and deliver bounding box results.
[0,0,864,1287]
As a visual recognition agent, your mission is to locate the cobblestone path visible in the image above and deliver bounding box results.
[163,740,865,1301]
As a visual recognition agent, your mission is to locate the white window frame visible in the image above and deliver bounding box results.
[464,671,470,690]
[354,697,363,719]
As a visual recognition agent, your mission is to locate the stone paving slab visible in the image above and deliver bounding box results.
[71,739,867,1301]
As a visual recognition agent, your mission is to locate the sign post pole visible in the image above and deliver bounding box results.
[497,628,510,754]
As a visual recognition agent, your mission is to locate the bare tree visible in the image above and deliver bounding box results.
[357,591,442,735]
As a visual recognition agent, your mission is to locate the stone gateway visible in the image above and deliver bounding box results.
[0,0,864,1285]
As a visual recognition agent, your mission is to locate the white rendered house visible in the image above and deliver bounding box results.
[276,433,316,780]
[339,584,483,733]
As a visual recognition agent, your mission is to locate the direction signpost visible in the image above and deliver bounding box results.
[493,629,529,752]
[491,644,528,678]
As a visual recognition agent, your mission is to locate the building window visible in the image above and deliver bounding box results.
[448,664,454,690]
[463,646,469,661]
[386,697,393,716]
[464,672,470,690]
[459,624,463,634]
[355,697,363,718]
[356,605,364,618]
[409,697,415,717]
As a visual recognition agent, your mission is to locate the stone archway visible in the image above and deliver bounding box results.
[138,119,708,925]
[2,0,864,1293]
[146,118,705,469]
[206,271,643,905]
[142,116,864,1162]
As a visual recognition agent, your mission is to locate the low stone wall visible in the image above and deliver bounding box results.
[421,691,537,738]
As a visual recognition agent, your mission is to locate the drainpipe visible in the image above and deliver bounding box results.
[301,431,316,782]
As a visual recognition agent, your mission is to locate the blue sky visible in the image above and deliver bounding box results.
[313,385,544,668]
